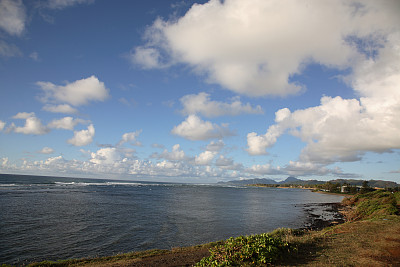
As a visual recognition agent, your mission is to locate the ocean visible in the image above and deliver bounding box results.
[0,174,344,265]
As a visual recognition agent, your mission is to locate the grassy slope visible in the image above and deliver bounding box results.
[24,191,400,266]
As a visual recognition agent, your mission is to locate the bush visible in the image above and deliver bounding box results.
[195,233,293,266]
[348,190,399,219]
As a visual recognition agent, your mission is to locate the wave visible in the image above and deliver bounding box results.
[0,184,18,187]
[54,181,145,187]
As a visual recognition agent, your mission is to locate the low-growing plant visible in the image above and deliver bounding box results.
[344,190,399,220]
[195,233,293,266]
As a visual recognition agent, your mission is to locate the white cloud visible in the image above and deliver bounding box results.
[37,75,109,106]
[247,32,400,163]
[0,120,5,131]
[0,0,26,36]
[44,155,64,165]
[90,147,121,165]
[12,112,34,119]
[153,144,187,161]
[248,28,400,161]
[283,161,329,177]
[195,150,217,165]
[48,117,88,130]
[46,0,94,9]
[38,147,55,154]
[0,40,22,57]
[133,0,400,97]
[247,163,282,175]
[11,112,50,135]
[1,157,8,167]
[246,124,283,156]
[42,104,78,114]
[171,114,235,141]
[130,47,165,69]
[117,130,142,146]
[67,124,95,146]
[180,92,263,117]
[246,161,356,178]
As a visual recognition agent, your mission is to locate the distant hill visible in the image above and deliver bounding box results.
[280,176,300,183]
[330,179,399,189]
[220,177,399,188]
[219,178,278,185]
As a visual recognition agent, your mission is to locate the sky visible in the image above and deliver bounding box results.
[0,0,399,183]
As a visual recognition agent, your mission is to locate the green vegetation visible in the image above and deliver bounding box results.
[343,190,400,220]
[195,233,294,266]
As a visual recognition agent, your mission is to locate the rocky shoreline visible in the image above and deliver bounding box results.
[299,202,345,230]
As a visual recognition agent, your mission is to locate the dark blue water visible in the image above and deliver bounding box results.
[0,174,343,265]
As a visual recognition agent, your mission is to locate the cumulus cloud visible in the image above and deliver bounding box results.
[152,144,187,161]
[171,114,235,141]
[132,0,400,97]
[0,120,5,131]
[180,92,263,117]
[246,124,283,156]
[67,124,95,146]
[247,35,400,163]
[48,117,89,130]
[195,150,217,165]
[231,0,400,167]
[38,147,54,154]
[10,112,50,135]
[90,147,121,165]
[117,130,142,146]
[130,47,166,69]
[0,0,26,36]
[37,75,109,106]
[42,104,78,114]
[248,86,400,164]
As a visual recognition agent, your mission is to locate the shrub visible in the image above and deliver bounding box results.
[195,233,293,266]
[347,190,399,219]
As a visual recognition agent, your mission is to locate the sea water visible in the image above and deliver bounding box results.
[0,174,343,265]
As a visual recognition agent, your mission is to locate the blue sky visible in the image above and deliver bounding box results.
[0,0,399,183]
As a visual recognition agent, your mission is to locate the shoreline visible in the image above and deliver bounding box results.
[299,202,345,230]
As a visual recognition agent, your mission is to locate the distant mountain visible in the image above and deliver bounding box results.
[219,178,278,185]
[280,176,301,184]
[280,177,325,185]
